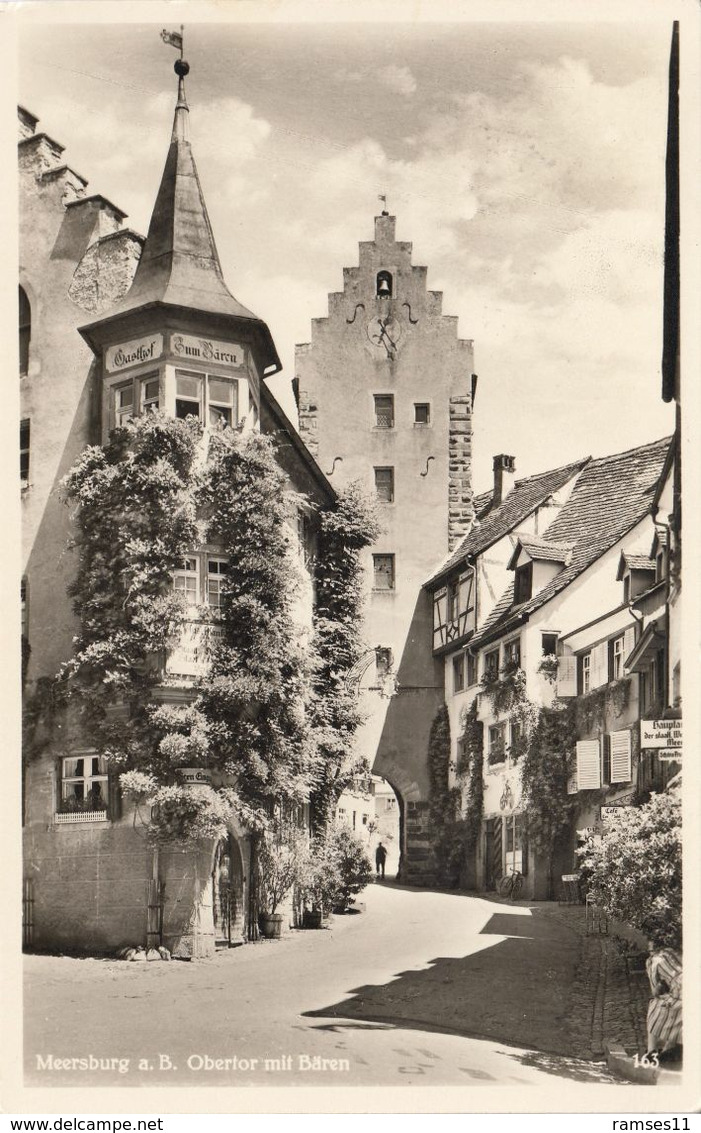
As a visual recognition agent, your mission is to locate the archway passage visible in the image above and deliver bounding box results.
[370,776,402,881]
[212,835,245,947]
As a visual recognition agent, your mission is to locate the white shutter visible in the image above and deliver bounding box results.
[590,642,609,690]
[610,730,632,783]
[623,626,636,661]
[576,740,601,790]
[557,654,577,697]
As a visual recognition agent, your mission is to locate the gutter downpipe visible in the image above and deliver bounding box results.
[652,516,673,714]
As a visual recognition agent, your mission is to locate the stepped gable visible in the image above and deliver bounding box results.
[472,436,673,646]
[425,457,590,587]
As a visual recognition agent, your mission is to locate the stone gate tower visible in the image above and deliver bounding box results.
[296,211,476,881]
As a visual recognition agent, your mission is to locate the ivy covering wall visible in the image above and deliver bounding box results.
[33,413,376,845]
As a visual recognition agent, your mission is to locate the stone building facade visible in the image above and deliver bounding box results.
[295,213,476,881]
[20,69,334,957]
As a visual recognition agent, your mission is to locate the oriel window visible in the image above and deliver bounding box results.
[209,378,237,428]
[175,372,202,419]
[140,376,160,413]
[114,383,134,427]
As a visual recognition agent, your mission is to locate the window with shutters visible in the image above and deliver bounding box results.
[575,739,601,790]
[542,633,558,656]
[601,733,612,786]
[373,554,395,590]
[609,635,625,681]
[579,652,591,694]
[609,730,632,783]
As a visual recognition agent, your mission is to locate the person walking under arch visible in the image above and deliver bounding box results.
[375,841,388,880]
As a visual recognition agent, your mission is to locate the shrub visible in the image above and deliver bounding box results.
[577,789,681,949]
[299,823,373,913]
[257,830,307,915]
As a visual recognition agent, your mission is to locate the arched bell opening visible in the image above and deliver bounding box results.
[376,270,393,299]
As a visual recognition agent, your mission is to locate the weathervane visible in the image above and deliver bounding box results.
[378,192,389,216]
[161,25,185,61]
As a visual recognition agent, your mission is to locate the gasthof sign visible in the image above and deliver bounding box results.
[640,719,682,749]
[106,334,164,372]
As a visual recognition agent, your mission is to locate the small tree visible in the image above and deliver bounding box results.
[577,789,682,949]
[298,823,373,914]
[257,830,306,915]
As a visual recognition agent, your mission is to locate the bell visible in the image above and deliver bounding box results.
[377,275,392,298]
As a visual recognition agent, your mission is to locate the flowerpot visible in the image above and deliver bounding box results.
[259,913,283,939]
[303,909,323,929]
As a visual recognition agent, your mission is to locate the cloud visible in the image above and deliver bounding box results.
[334,68,364,84]
[377,64,417,97]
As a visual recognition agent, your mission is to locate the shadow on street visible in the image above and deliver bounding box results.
[304,906,582,1058]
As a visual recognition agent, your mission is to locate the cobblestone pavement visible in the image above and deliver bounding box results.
[537,905,648,1059]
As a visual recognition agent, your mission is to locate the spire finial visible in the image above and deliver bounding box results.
[162,26,190,142]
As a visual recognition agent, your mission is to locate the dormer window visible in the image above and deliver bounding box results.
[376,270,393,299]
[514,562,533,605]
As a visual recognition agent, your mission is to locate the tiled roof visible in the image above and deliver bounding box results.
[509,534,574,568]
[473,437,672,646]
[425,457,590,587]
[473,489,494,519]
[618,552,656,576]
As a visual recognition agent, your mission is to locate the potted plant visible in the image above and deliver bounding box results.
[297,835,342,928]
[256,832,303,939]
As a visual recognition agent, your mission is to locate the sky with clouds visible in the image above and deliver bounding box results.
[16,11,676,491]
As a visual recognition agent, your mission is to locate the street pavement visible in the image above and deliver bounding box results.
[24,881,624,1089]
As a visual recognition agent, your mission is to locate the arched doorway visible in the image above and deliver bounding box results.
[371,776,403,881]
[212,835,245,947]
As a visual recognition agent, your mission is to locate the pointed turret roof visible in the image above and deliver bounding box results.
[81,58,280,373]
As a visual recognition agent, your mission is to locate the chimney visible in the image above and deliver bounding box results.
[493,454,516,507]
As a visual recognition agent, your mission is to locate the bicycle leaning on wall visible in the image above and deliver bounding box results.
[498,867,523,899]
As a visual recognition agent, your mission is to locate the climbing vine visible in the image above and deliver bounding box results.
[427,704,464,886]
[480,660,527,718]
[308,481,381,830]
[456,700,484,850]
[519,702,578,897]
[51,413,339,842]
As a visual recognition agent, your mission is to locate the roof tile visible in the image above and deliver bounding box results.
[472,437,672,646]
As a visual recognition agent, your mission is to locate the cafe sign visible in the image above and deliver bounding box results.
[106,334,163,372]
[600,805,631,827]
[170,334,245,367]
[641,719,682,761]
